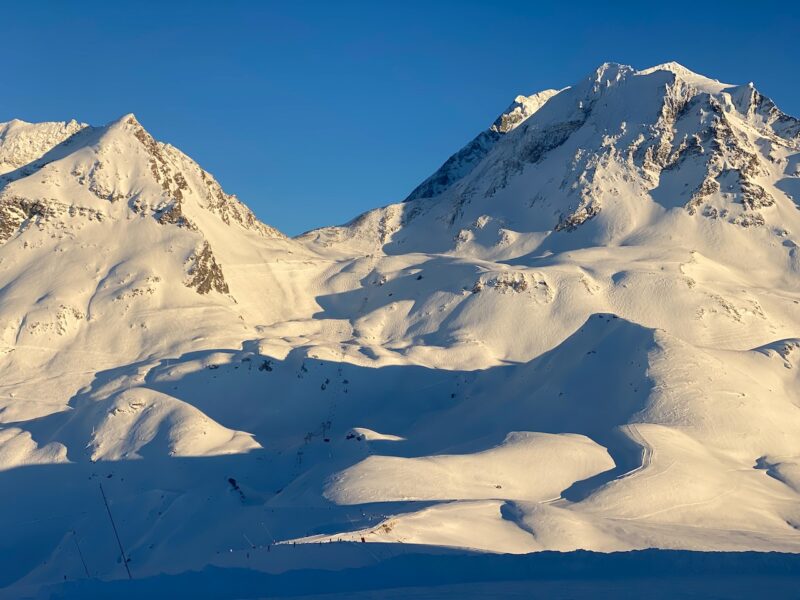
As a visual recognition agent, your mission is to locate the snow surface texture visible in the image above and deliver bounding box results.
[1,62,800,591]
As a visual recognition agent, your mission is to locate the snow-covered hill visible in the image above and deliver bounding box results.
[2,62,800,593]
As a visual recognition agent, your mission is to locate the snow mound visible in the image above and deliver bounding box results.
[89,388,261,460]
[325,431,613,504]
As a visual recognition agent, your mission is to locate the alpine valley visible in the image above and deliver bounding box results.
[2,62,800,594]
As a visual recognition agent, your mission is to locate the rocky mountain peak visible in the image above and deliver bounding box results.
[0,112,298,315]
[0,113,285,242]
[316,62,800,260]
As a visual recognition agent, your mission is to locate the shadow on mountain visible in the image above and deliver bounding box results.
[776,173,800,208]
[0,314,659,589]
[311,254,480,321]
[21,547,800,599]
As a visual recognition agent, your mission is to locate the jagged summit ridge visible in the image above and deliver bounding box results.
[0,113,283,240]
[405,60,722,207]
[309,61,800,259]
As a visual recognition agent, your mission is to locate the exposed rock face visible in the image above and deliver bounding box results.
[198,168,283,237]
[680,98,776,222]
[555,200,602,232]
[0,197,49,243]
[405,90,558,202]
[0,195,106,244]
[185,240,229,294]
[156,200,196,229]
[127,115,282,237]
[472,270,553,301]
[405,130,501,203]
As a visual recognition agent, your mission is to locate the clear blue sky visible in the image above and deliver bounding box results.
[3,1,798,235]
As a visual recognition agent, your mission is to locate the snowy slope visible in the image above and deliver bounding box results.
[2,62,800,593]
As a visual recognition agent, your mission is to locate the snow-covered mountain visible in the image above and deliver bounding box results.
[2,62,800,593]
[0,114,328,419]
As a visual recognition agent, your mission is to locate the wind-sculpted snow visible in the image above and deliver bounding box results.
[2,62,800,593]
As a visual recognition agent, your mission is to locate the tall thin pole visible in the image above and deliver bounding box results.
[72,530,90,578]
[99,482,133,580]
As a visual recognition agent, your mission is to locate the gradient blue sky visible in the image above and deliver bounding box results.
[3,1,798,235]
